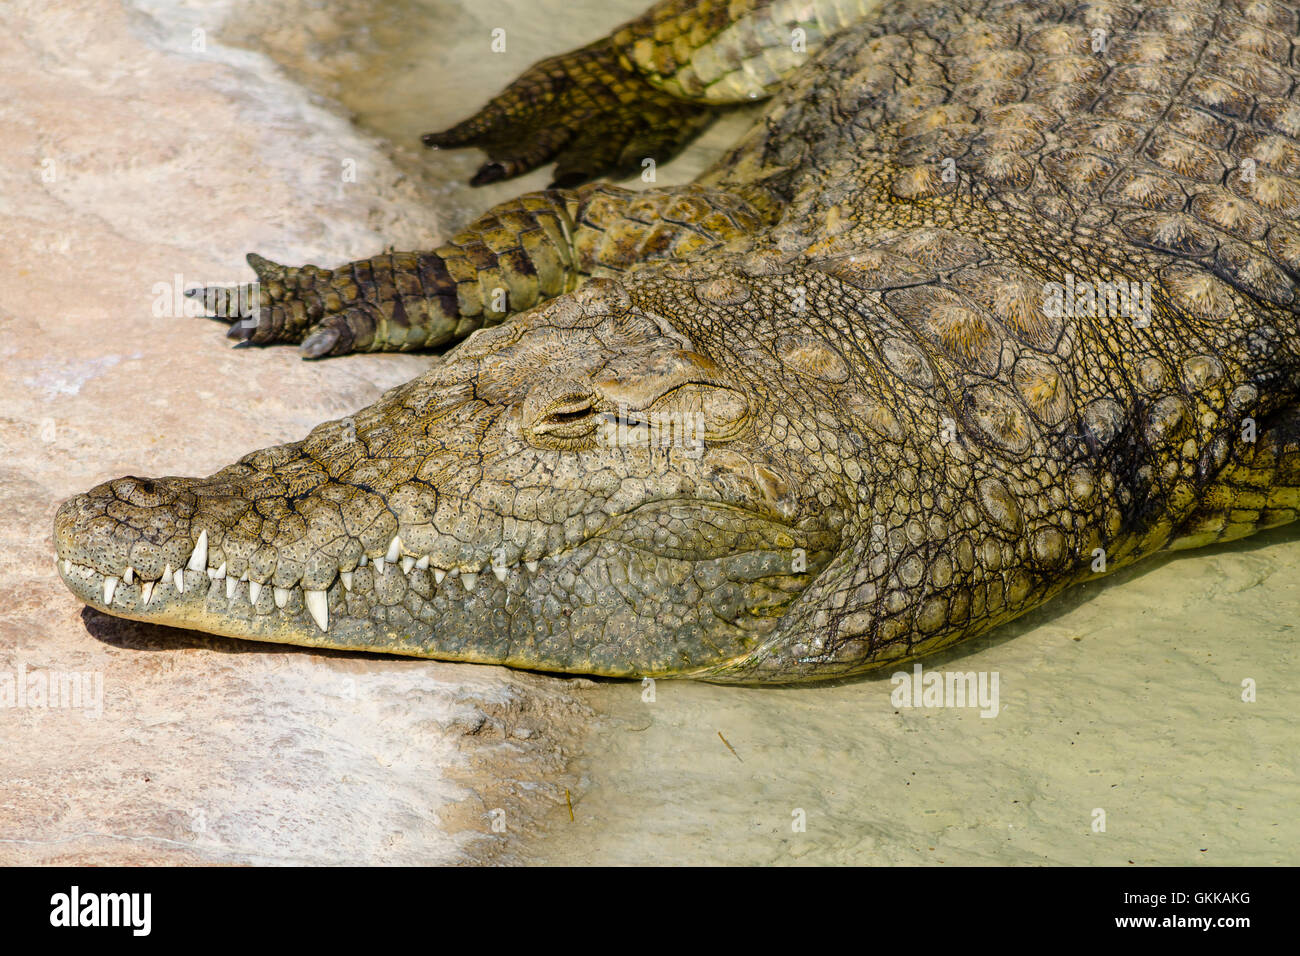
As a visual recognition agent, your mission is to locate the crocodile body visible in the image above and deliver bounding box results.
[55,0,1300,682]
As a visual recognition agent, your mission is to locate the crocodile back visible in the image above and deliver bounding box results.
[711,0,1300,319]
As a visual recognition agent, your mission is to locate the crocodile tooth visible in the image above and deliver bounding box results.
[162,563,173,583]
[123,566,134,585]
[358,554,367,567]
[433,568,446,585]
[141,580,155,604]
[304,589,329,631]
[226,576,236,599]
[340,571,353,591]
[273,586,290,608]
[61,559,71,575]
[462,571,478,592]
[104,576,118,604]
[173,568,185,593]
[249,581,262,604]
[208,562,226,580]
[374,557,385,575]
[386,536,402,563]
[401,555,416,574]
[187,530,208,571]
[415,555,429,570]
[492,564,507,582]
[525,560,539,574]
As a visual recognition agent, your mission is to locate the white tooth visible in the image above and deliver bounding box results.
[162,563,173,583]
[304,589,329,631]
[249,581,262,603]
[208,562,226,580]
[525,560,539,574]
[340,571,353,591]
[401,556,416,574]
[374,557,385,575]
[173,568,185,593]
[274,586,290,608]
[358,554,367,567]
[386,536,402,563]
[187,530,208,571]
[415,555,429,570]
[492,564,507,582]
[462,571,478,592]
[141,581,155,604]
[123,566,134,585]
[240,571,249,581]
[61,559,71,575]
[433,568,446,585]
[226,576,236,599]
[104,576,118,604]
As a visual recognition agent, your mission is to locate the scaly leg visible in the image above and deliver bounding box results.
[188,183,766,357]
[1168,405,1300,550]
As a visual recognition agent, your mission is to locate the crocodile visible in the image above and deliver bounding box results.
[54,0,1300,682]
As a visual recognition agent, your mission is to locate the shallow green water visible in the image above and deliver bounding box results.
[218,0,1300,865]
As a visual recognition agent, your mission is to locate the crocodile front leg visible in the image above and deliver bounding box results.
[189,183,766,358]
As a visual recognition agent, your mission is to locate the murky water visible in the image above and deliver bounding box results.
[213,0,1300,864]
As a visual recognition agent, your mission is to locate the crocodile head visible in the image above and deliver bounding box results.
[54,277,849,679]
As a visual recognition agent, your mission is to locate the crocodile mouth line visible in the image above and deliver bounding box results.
[56,546,563,637]
[55,496,806,636]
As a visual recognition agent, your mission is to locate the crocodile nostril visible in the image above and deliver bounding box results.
[110,476,170,508]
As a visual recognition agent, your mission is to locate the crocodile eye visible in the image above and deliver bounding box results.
[532,394,598,440]
[548,408,588,425]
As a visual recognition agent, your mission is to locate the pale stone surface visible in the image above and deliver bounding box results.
[0,0,589,865]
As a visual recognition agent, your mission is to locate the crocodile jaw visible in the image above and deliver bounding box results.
[54,496,831,676]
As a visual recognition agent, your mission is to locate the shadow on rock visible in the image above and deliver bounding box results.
[79,606,396,661]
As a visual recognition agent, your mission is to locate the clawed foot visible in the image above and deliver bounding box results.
[186,251,463,358]
[421,39,715,188]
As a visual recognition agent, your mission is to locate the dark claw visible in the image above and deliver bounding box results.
[226,322,255,342]
[245,252,285,280]
[422,127,479,149]
[299,326,340,360]
[470,162,508,187]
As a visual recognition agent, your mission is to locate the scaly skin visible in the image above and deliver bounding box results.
[56,0,1300,682]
